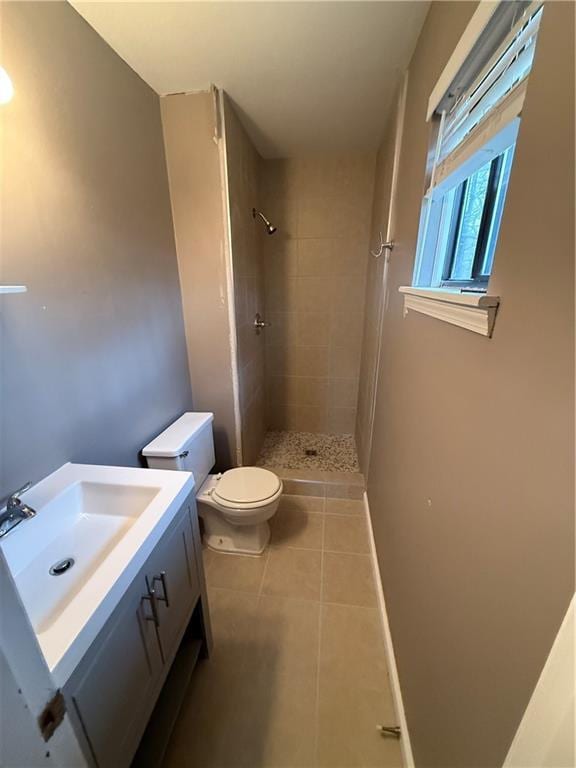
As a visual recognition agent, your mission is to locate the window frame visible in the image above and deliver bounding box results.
[413,117,519,293]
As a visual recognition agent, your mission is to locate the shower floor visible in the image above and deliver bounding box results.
[256,430,360,473]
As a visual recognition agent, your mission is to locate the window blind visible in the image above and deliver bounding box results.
[431,1,543,189]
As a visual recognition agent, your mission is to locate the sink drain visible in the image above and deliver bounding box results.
[49,558,75,576]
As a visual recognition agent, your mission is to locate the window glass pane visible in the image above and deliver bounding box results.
[481,145,515,275]
[449,162,491,280]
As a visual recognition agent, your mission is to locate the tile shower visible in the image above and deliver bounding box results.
[245,154,376,475]
[261,155,375,435]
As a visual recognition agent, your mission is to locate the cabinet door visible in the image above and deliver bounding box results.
[145,506,200,665]
[67,574,163,768]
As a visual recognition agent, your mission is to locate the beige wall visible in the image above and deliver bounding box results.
[261,155,375,434]
[161,91,239,469]
[363,3,575,766]
[223,96,266,464]
[1,2,192,495]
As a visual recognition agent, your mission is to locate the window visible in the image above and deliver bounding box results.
[432,143,515,290]
[401,1,543,336]
[413,117,519,294]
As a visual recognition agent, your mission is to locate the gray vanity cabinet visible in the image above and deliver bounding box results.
[144,506,199,664]
[68,571,163,768]
[65,501,207,768]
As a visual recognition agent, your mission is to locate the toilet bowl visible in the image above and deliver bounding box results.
[197,467,282,555]
[142,412,282,556]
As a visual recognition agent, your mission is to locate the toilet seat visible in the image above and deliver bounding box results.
[197,469,282,553]
[212,467,282,510]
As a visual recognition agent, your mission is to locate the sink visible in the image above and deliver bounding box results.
[8,482,160,633]
[1,463,195,685]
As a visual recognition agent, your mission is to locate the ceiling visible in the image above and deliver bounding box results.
[71,1,430,158]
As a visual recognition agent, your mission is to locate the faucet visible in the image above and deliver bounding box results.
[0,482,37,538]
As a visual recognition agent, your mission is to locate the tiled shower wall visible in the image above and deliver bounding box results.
[261,155,375,433]
[224,98,266,464]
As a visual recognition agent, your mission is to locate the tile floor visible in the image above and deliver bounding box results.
[161,495,402,768]
[257,431,360,473]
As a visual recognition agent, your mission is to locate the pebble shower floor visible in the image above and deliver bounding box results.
[256,430,360,473]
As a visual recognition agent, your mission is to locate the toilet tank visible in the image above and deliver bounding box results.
[142,412,215,488]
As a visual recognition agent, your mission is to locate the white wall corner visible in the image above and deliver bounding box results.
[363,491,415,768]
[503,595,575,768]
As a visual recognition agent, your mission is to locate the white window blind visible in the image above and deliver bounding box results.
[431,1,543,190]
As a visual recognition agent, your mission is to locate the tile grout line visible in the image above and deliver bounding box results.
[272,544,371,556]
[256,546,272,604]
[209,584,378,611]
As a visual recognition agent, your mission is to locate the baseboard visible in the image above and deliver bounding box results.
[363,491,415,768]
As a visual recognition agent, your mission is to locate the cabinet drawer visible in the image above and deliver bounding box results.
[145,505,200,664]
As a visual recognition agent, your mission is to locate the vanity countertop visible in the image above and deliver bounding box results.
[1,462,195,686]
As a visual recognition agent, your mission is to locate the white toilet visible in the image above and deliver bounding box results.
[142,412,282,555]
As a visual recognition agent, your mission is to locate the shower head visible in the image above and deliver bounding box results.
[252,208,277,235]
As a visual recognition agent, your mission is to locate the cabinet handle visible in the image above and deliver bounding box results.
[142,588,160,627]
[153,571,170,607]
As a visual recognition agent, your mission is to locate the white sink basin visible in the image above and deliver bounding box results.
[1,463,195,685]
[10,482,160,633]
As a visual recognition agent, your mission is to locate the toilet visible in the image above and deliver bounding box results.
[142,412,282,555]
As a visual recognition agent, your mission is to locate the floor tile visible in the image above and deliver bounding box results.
[317,604,399,768]
[203,548,267,593]
[323,470,365,485]
[322,552,377,607]
[163,527,396,768]
[282,478,326,497]
[247,596,321,679]
[319,603,388,689]
[317,678,402,768]
[162,592,258,768]
[324,515,370,554]
[279,467,327,482]
[229,669,318,768]
[325,497,365,515]
[164,591,320,768]
[262,547,322,600]
[207,588,260,659]
[161,645,245,768]
[271,507,324,550]
[279,493,325,513]
[325,483,365,500]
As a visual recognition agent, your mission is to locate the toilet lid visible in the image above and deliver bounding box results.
[213,467,281,506]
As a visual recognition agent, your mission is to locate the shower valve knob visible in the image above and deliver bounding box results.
[254,313,270,334]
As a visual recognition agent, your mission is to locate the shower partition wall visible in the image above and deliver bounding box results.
[162,89,268,470]
[356,75,408,477]
[221,95,267,465]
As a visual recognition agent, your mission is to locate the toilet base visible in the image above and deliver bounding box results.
[200,507,271,555]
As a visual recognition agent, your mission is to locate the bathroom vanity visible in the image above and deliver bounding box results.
[1,463,212,768]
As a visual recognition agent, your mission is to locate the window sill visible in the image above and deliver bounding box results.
[398,286,500,337]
